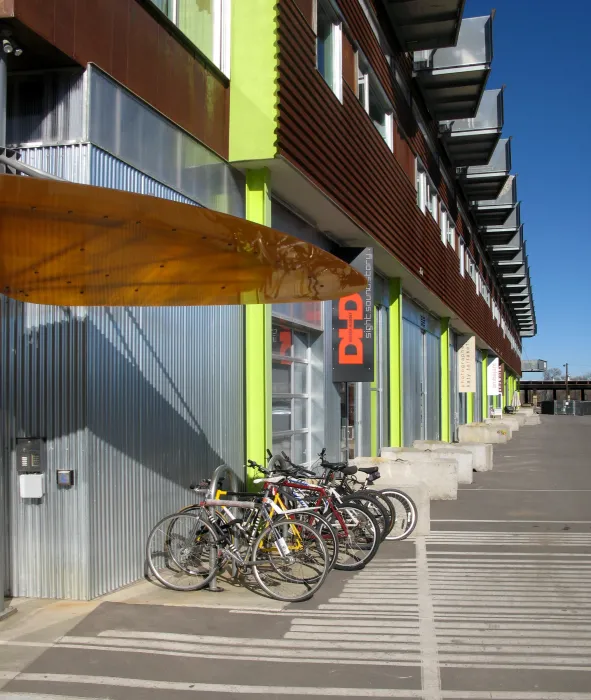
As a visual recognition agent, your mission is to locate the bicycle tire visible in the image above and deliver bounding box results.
[328,502,380,571]
[378,488,418,541]
[361,489,397,538]
[251,518,329,602]
[146,511,218,591]
[341,492,390,542]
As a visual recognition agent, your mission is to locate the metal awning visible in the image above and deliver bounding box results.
[473,174,517,227]
[382,0,466,51]
[413,15,493,120]
[482,210,522,247]
[487,226,523,260]
[459,138,510,201]
[0,176,367,306]
[440,88,504,166]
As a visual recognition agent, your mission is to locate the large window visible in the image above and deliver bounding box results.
[272,324,311,465]
[358,55,393,150]
[316,0,343,101]
[149,0,230,75]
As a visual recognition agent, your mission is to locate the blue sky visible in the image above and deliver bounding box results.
[466,0,591,377]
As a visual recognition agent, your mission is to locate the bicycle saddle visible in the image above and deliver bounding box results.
[357,466,379,475]
[325,462,357,476]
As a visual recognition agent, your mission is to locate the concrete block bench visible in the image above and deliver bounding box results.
[382,446,472,485]
[458,422,511,444]
[353,455,458,501]
[413,439,492,472]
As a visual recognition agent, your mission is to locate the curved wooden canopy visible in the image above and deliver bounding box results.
[0,176,367,307]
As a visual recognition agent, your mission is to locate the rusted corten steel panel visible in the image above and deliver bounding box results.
[7,0,229,158]
[277,0,520,372]
[343,33,357,92]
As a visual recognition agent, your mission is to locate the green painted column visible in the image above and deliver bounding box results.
[440,318,450,442]
[370,309,378,456]
[389,279,403,447]
[244,169,272,487]
[481,350,488,420]
[467,391,474,423]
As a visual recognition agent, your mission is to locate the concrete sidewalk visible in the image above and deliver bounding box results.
[2,415,591,699]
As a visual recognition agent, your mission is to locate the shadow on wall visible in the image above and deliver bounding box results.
[1,298,245,599]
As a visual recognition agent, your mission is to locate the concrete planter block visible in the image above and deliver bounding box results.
[458,422,510,444]
[413,440,492,472]
[354,455,458,501]
[385,446,473,485]
[486,417,519,433]
[524,414,541,426]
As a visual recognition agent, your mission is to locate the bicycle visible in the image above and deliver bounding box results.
[316,449,418,541]
[146,492,330,602]
[263,453,381,571]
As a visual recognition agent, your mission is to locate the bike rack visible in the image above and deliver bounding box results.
[207,464,242,592]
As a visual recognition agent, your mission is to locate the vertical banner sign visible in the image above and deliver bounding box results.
[457,335,476,393]
[332,248,374,383]
[487,357,501,395]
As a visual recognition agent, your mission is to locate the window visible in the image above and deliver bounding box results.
[459,239,465,277]
[316,0,343,101]
[272,324,311,465]
[358,55,394,150]
[447,222,456,250]
[440,206,448,245]
[467,254,477,285]
[416,164,427,213]
[150,0,230,75]
[425,179,438,221]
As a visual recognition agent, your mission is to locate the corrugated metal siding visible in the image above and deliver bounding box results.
[1,298,91,599]
[16,144,91,183]
[425,332,441,441]
[7,70,86,146]
[2,147,245,599]
[403,319,423,447]
[449,331,458,441]
[86,305,244,598]
[277,0,521,373]
[90,148,198,204]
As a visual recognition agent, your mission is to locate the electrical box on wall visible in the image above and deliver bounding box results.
[16,438,46,473]
[19,473,45,499]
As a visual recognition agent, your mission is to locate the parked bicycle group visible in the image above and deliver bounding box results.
[145,449,417,603]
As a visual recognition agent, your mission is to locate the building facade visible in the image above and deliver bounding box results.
[0,0,536,606]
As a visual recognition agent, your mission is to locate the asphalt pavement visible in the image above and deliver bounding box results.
[2,414,591,700]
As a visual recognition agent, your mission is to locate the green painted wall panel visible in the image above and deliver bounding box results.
[440,318,450,442]
[389,280,402,447]
[230,0,279,162]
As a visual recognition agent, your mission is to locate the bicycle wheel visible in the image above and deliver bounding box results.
[362,490,396,538]
[328,502,380,571]
[341,492,390,542]
[146,512,218,591]
[378,488,418,541]
[289,510,339,571]
[252,518,329,602]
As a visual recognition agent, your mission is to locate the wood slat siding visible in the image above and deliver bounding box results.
[277,0,520,372]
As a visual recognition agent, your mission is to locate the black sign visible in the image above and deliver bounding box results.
[332,248,374,383]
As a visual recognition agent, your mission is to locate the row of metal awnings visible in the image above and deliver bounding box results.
[381,1,535,337]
